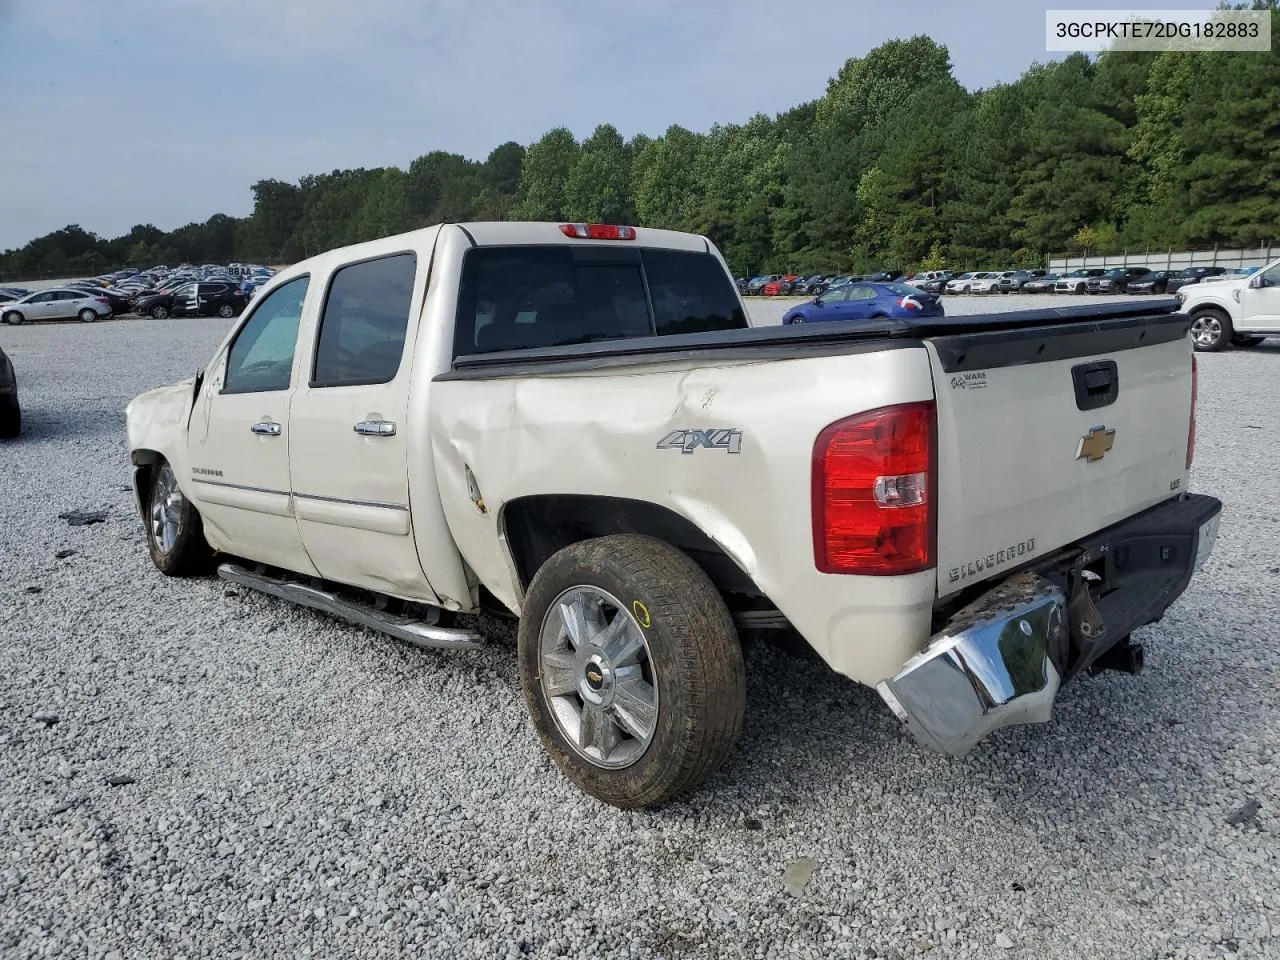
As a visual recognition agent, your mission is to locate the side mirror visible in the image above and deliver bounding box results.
[1248,273,1265,289]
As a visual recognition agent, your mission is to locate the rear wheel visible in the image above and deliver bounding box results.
[517,535,746,808]
[0,394,19,439]
[217,303,235,319]
[145,460,212,576]
[78,308,97,323]
[1189,308,1233,352]
[3,311,23,325]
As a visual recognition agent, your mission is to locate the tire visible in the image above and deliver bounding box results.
[150,305,170,320]
[217,303,235,319]
[789,314,806,324]
[3,311,23,326]
[517,534,746,809]
[0,394,19,440]
[1232,334,1265,347]
[78,308,98,323]
[144,460,212,576]
[1189,308,1234,352]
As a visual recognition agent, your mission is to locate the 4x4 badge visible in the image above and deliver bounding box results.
[1076,425,1116,463]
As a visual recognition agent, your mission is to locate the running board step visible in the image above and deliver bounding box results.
[217,562,484,651]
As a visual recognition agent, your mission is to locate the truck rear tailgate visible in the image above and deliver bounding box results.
[925,310,1194,597]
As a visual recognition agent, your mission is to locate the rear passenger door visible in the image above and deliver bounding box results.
[836,285,877,320]
[287,249,434,600]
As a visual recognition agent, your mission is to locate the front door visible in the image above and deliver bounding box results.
[287,249,435,601]
[20,292,58,320]
[1237,262,1280,333]
[186,274,318,575]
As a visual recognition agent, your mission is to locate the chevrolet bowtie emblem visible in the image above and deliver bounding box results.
[1076,425,1116,463]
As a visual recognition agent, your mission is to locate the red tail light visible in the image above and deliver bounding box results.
[95,297,109,303]
[812,401,937,575]
[1187,355,1198,470]
[559,223,636,240]
[897,297,920,310]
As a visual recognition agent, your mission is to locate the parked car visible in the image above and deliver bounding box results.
[997,270,1048,293]
[1054,268,1108,294]
[124,219,1220,808]
[68,283,134,314]
[1,288,112,324]
[1177,256,1280,351]
[794,275,831,296]
[746,275,778,296]
[781,281,945,324]
[1125,270,1172,295]
[734,277,749,295]
[1086,267,1153,295]
[1165,266,1227,293]
[1021,274,1060,293]
[762,276,796,296]
[134,281,247,320]
[944,272,993,294]
[0,344,19,439]
[1201,267,1259,283]
[910,271,953,294]
[969,273,1006,295]
[0,287,30,303]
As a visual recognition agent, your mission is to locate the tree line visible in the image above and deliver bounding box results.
[3,11,1276,282]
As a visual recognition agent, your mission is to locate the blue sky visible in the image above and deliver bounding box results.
[0,0,1215,249]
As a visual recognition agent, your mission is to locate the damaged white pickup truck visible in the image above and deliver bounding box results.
[126,221,1221,808]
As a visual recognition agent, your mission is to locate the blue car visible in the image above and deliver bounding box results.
[781,281,945,325]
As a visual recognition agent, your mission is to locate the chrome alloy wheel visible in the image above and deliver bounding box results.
[538,585,659,769]
[1190,315,1222,349]
[150,463,184,555]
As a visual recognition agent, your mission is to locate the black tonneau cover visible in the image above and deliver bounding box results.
[438,298,1188,381]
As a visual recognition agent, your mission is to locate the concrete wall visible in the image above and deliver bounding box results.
[1049,245,1274,272]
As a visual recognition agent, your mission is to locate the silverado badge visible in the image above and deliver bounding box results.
[1076,425,1116,463]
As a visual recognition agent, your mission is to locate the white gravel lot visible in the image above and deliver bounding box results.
[1,301,1277,960]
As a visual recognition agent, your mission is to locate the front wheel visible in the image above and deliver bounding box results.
[789,314,806,324]
[150,305,170,320]
[3,311,23,325]
[1189,308,1234,352]
[517,535,746,809]
[145,460,212,576]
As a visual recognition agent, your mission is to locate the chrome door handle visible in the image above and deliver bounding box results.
[354,420,397,437]
[251,421,281,436]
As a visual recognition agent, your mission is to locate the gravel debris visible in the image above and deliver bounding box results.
[56,507,109,526]
[1,308,1278,959]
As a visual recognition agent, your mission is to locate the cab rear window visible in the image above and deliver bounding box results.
[453,246,746,358]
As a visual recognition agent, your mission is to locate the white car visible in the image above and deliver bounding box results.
[1,288,113,325]
[125,220,1220,808]
[1178,257,1280,351]
[970,272,1013,295]
[944,271,989,294]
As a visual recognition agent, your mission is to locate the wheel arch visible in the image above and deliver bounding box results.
[499,494,768,608]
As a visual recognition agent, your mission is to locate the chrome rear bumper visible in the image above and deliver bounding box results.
[877,496,1222,756]
[877,572,1066,756]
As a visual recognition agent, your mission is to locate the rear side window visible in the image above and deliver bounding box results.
[454,245,745,357]
[312,252,417,387]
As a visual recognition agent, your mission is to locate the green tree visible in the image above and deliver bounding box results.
[511,128,580,221]
[563,124,634,223]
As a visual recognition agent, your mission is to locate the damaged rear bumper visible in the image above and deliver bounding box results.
[877,493,1222,756]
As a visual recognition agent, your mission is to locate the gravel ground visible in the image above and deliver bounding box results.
[1,306,1277,960]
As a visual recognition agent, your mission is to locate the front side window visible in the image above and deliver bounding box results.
[223,275,309,394]
[312,252,417,387]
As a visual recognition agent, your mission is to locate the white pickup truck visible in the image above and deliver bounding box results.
[126,222,1222,808]
[1177,257,1280,351]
